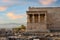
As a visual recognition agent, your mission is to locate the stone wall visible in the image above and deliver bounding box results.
[27,7,60,31]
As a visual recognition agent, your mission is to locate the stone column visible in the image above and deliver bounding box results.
[45,13,46,24]
[38,14,40,23]
[27,14,30,23]
[32,14,34,23]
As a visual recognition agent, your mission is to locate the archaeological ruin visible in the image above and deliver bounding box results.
[26,7,60,32]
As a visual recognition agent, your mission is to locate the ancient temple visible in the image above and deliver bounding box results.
[26,7,60,32]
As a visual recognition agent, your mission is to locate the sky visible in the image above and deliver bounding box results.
[0,0,60,24]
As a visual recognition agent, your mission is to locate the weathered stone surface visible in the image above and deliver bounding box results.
[27,7,60,32]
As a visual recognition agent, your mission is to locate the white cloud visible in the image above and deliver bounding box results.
[6,12,25,20]
[0,6,7,11]
[3,0,9,2]
[39,0,57,5]
[0,0,28,8]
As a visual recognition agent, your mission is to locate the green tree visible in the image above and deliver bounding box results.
[20,25,26,30]
[12,25,26,33]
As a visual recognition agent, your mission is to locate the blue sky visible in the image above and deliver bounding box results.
[0,0,60,24]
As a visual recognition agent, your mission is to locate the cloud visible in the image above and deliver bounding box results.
[3,0,9,2]
[39,0,57,5]
[6,12,25,19]
[0,6,7,11]
[0,0,27,7]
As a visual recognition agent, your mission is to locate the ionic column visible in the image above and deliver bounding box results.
[45,13,46,24]
[27,14,30,23]
[32,14,35,23]
[38,14,40,23]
